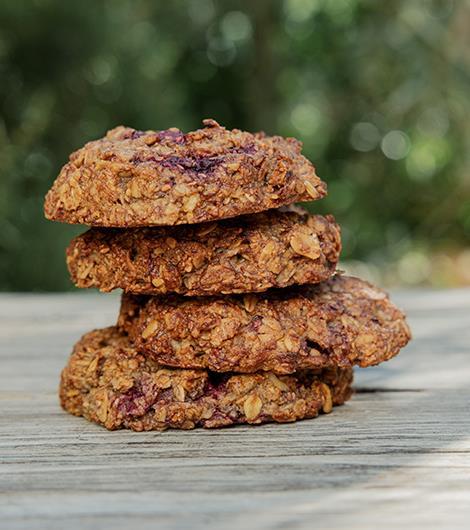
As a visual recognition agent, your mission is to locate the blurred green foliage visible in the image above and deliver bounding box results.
[1,0,469,290]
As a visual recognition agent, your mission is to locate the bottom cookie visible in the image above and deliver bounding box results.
[60,327,353,431]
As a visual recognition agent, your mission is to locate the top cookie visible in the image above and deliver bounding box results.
[44,119,327,227]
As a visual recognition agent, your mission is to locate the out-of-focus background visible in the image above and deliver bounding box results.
[0,0,469,291]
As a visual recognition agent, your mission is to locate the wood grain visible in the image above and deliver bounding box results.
[1,288,470,530]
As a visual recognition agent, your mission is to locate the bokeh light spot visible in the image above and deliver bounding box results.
[350,122,380,152]
[290,102,322,136]
[284,0,320,22]
[406,137,450,181]
[24,152,52,178]
[221,11,252,42]
[86,56,116,85]
[207,37,236,67]
[381,130,410,160]
[417,106,449,138]
[324,0,356,23]
[188,0,215,25]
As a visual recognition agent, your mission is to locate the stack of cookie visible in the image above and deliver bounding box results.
[44,119,411,431]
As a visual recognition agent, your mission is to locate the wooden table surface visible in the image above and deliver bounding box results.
[1,289,469,529]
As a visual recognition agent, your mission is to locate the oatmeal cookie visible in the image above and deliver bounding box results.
[59,327,353,431]
[119,275,411,374]
[44,119,326,226]
[67,210,340,296]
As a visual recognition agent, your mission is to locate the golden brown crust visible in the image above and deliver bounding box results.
[118,275,411,374]
[44,119,326,227]
[66,210,341,296]
[59,327,353,431]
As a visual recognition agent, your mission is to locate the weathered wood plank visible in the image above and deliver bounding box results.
[1,289,470,530]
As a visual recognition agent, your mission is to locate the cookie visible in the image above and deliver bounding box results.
[67,210,341,296]
[59,327,353,431]
[44,119,326,227]
[118,275,411,374]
